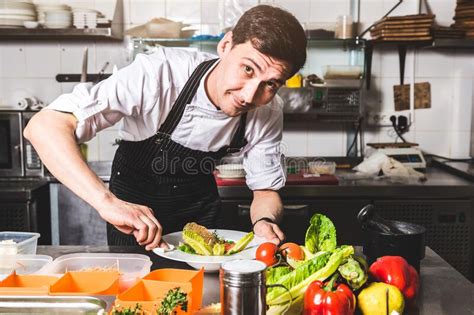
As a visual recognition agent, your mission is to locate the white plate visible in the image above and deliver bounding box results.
[153,229,265,272]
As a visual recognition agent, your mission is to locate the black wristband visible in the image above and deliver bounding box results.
[252,217,275,228]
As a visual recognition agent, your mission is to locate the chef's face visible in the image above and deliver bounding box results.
[209,32,291,117]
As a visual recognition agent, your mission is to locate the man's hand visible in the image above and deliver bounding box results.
[253,220,285,245]
[98,193,167,251]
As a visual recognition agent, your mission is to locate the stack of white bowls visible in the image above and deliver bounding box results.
[72,8,99,29]
[0,0,36,28]
[36,3,71,28]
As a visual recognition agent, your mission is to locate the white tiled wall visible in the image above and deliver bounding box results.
[1,0,472,160]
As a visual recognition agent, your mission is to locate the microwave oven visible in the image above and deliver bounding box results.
[0,110,44,177]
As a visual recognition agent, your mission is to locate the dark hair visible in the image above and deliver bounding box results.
[232,5,307,77]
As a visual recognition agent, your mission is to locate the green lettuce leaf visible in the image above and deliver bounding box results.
[226,232,254,255]
[182,230,212,256]
[212,243,225,256]
[266,266,293,285]
[305,213,337,254]
[178,243,196,254]
[266,245,354,306]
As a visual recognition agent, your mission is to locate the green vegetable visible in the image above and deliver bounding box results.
[157,287,188,315]
[182,229,213,255]
[266,266,293,285]
[178,243,196,254]
[338,256,368,290]
[212,243,225,255]
[305,213,337,254]
[226,231,254,255]
[266,245,354,306]
[111,303,142,315]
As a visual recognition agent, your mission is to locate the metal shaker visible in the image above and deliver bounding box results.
[220,259,267,315]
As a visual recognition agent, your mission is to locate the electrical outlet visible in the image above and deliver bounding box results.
[366,112,411,127]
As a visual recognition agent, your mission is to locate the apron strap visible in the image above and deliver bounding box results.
[228,112,248,150]
[158,58,219,135]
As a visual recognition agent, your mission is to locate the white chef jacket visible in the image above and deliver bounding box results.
[47,47,286,190]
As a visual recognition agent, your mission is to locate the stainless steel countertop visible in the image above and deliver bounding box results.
[37,245,474,314]
[0,180,49,199]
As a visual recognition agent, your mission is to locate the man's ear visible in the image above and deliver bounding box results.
[217,31,233,58]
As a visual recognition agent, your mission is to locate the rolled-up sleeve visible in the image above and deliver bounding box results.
[46,54,160,143]
[244,104,286,191]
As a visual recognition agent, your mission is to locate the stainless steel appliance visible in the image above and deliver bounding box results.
[0,110,44,177]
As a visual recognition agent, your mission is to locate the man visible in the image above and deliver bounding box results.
[24,5,307,250]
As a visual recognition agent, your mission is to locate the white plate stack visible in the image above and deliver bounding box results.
[36,3,71,28]
[72,8,99,29]
[0,0,37,28]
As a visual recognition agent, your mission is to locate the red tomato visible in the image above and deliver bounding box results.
[256,242,278,266]
[224,243,234,252]
[279,242,304,261]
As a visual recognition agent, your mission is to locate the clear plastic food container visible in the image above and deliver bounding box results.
[308,161,337,175]
[0,232,40,255]
[40,253,152,292]
[0,255,53,281]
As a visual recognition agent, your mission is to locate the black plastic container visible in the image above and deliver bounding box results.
[362,220,426,272]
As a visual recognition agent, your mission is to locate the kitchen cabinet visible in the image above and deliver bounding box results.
[221,199,370,245]
[49,183,107,246]
[0,181,51,244]
[372,199,474,283]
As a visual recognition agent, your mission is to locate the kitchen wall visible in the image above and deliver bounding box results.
[0,0,472,160]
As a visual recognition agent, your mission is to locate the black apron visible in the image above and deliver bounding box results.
[107,59,248,245]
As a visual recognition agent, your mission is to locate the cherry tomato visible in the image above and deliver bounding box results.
[256,242,278,266]
[224,242,235,252]
[279,242,304,261]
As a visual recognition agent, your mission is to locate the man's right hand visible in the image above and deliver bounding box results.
[97,192,167,251]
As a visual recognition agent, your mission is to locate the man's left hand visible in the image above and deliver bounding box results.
[253,220,285,245]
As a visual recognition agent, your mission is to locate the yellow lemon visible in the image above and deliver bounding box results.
[358,282,405,315]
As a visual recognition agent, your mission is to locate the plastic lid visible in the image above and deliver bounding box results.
[221,260,266,273]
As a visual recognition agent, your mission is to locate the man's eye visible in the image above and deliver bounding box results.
[244,65,253,74]
[266,81,277,91]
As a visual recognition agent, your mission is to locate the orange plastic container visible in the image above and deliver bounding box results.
[49,271,120,295]
[0,271,58,295]
[115,279,192,314]
[143,268,204,312]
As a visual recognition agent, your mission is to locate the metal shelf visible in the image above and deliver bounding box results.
[131,37,365,47]
[0,0,123,41]
[0,27,122,41]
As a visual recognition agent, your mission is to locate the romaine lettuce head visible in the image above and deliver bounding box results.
[305,213,337,254]
[266,245,354,306]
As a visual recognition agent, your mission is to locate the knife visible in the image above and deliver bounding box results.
[80,47,88,83]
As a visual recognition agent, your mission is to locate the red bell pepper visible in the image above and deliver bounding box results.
[303,274,355,315]
[369,255,419,302]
